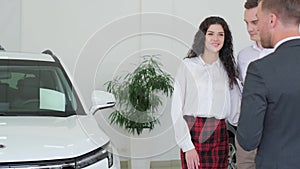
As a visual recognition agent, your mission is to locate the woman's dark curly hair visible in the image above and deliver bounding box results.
[186,16,238,88]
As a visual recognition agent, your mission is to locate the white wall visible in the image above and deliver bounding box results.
[2,0,251,168]
[0,0,21,51]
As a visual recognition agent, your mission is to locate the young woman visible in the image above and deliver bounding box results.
[171,16,241,169]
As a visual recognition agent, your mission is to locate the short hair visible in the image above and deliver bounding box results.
[259,0,300,25]
[244,0,258,9]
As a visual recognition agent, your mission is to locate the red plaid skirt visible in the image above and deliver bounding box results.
[180,116,229,169]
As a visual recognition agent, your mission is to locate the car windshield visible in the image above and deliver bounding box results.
[0,59,85,116]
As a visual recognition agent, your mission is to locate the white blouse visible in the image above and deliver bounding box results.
[171,56,241,152]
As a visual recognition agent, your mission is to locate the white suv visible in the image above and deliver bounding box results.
[0,49,118,169]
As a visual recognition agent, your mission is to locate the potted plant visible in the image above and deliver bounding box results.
[105,55,174,135]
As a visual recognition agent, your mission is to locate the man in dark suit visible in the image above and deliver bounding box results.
[237,0,300,168]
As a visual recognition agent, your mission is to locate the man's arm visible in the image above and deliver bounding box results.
[237,61,267,151]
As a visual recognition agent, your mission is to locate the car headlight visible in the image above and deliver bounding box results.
[76,142,113,168]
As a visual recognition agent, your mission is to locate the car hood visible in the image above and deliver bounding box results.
[0,115,110,162]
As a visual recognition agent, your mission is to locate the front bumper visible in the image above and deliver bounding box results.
[0,145,116,169]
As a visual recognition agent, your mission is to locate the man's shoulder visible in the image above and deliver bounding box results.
[238,45,259,56]
[237,45,260,64]
[248,51,275,71]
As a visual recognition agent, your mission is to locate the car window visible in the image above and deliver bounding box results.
[0,60,84,116]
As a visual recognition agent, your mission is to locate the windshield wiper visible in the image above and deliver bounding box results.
[0,112,7,116]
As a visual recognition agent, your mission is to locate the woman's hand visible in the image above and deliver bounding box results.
[185,148,200,169]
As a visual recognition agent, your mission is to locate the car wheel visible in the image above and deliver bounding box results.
[227,122,237,169]
[228,136,237,169]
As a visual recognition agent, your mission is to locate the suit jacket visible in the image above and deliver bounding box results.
[237,38,300,169]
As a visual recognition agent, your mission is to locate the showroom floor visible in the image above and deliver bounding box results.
[121,160,181,169]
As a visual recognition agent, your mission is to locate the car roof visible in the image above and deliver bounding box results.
[0,51,55,62]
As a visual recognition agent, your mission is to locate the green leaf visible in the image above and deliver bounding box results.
[104,54,174,135]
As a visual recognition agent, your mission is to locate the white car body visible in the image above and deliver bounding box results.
[0,50,118,169]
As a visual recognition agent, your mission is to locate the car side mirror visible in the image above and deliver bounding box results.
[90,90,116,115]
